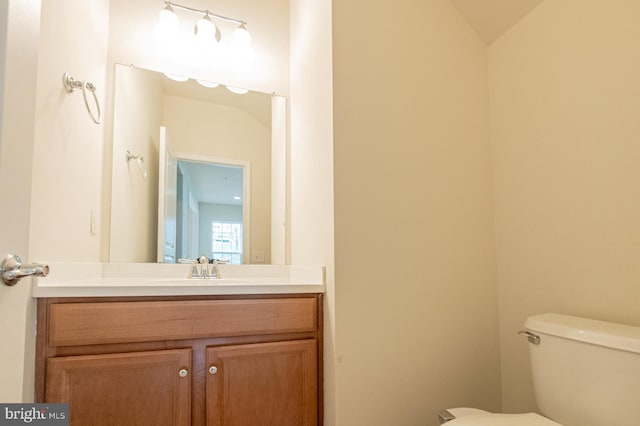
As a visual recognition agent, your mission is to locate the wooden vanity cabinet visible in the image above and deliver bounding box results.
[206,340,317,426]
[36,294,323,426]
[46,348,192,425]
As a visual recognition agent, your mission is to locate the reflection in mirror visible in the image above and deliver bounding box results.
[162,155,250,265]
[178,161,245,264]
[109,64,286,264]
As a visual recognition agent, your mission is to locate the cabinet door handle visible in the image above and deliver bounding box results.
[208,365,218,375]
[178,368,188,378]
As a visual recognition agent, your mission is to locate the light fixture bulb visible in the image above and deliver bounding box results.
[196,80,220,88]
[159,5,179,26]
[232,24,251,47]
[195,14,217,41]
[164,73,189,82]
[153,4,180,42]
[226,85,249,95]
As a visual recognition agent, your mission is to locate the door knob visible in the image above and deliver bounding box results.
[209,365,218,375]
[1,254,49,286]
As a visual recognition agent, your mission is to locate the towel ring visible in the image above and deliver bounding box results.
[126,150,148,179]
[63,73,102,125]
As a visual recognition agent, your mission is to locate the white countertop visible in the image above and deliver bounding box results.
[32,263,325,298]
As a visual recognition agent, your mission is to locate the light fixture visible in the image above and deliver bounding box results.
[232,23,251,48]
[226,85,249,95]
[152,3,180,42]
[194,13,220,43]
[164,73,189,82]
[154,2,252,58]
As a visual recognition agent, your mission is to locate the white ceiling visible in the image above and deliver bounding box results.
[449,0,544,44]
[178,160,244,206]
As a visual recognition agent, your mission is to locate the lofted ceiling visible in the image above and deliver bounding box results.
[449,0,544,44]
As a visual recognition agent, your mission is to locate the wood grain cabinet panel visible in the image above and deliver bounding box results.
[48,298,317,346]
[46,349,191,426]
[206,340,317,426]
[37,294,323,426]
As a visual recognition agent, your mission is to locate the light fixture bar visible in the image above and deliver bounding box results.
[164,1,246,26]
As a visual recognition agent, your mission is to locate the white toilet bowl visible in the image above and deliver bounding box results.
[441,408,562,426]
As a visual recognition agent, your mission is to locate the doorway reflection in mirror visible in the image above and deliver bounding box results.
[176,160,245,265]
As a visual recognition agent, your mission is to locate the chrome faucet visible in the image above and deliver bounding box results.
[199,256,209,279]
[186,256,226,279]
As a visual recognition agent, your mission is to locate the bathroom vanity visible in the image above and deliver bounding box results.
[33,264,324,425]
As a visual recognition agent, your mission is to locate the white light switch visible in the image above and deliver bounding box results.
[90,209,99,235]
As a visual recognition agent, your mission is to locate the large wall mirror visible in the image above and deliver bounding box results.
[109,64,286,265]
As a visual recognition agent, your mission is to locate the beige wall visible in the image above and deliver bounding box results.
[332,0,501,424]
[289,0,336,422]
[109,65,162,262]
[29,0,109,262]
[489,0,640,413]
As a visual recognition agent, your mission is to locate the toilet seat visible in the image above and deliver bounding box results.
[446,412,562,426]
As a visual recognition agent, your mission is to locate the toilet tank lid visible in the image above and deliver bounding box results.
[525,313,640,354]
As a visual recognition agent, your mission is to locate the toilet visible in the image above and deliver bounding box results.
[439,313,640,426]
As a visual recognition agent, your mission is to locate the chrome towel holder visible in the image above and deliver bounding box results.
[63,72,102,125]
[126,150,148,179]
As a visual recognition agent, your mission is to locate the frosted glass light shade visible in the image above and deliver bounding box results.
[226,85,249,95]
[232,24,251,47]
[195,15,217,42]
[153,5,180,42]
[164,73,189,82]
[196,80,220,88]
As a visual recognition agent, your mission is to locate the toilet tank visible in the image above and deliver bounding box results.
[524,313,640,426]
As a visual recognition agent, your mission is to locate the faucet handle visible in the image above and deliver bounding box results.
[189,260,200,279]
[210,259,227,279]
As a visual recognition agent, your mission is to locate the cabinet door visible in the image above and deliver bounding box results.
[206,340,317,426]
[46,349,191,426]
